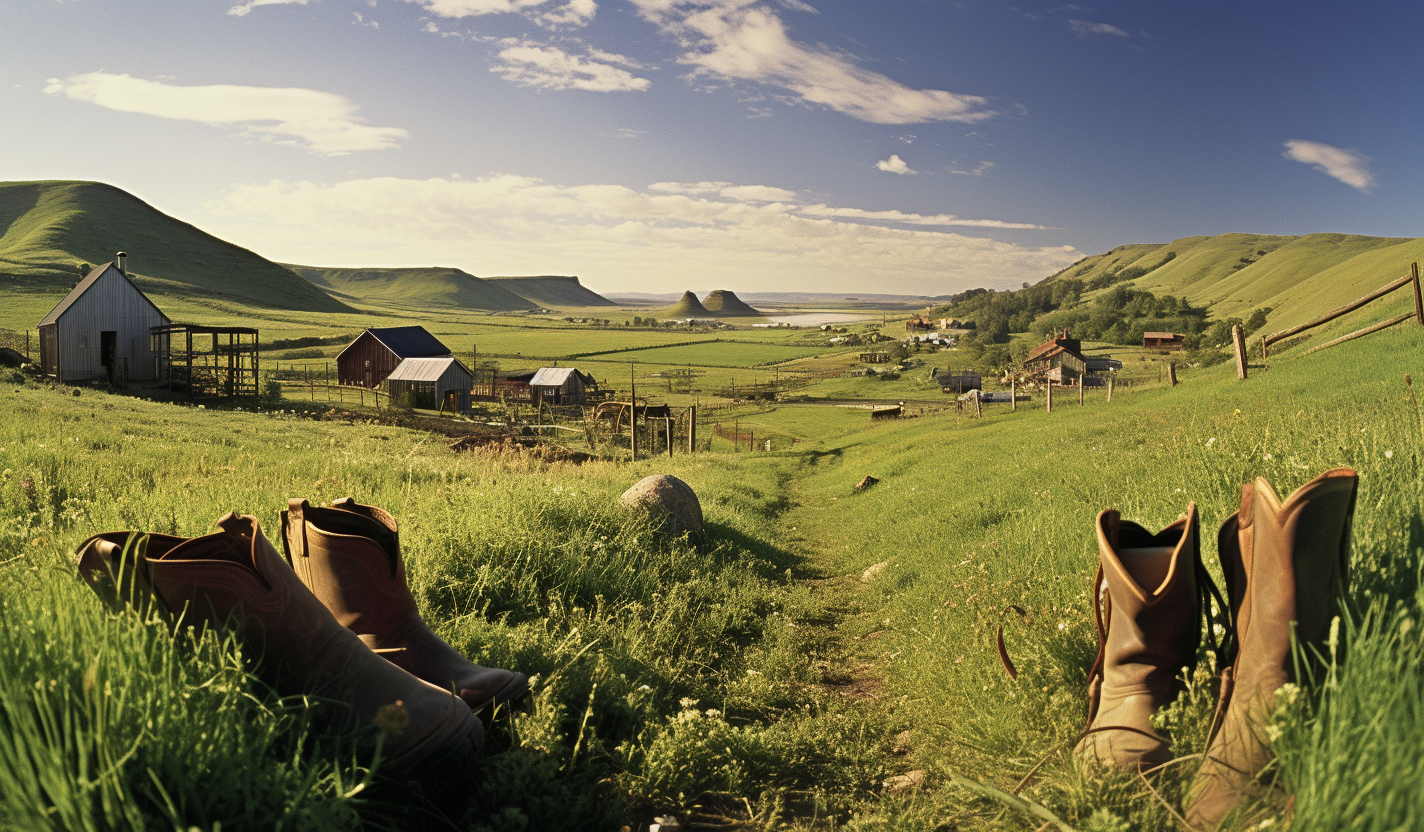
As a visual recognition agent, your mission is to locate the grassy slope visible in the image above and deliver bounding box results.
[1050,232,1419,332]
[703,290,764,318]
[287,265,537,312]
[483,276,618,308]
[0,180,350,313]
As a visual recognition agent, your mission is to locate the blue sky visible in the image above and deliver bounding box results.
[2,0,1419,295]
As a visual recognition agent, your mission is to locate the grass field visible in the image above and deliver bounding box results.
[4,304,1422,830]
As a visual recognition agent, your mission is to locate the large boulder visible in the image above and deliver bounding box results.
[620,474,703,535]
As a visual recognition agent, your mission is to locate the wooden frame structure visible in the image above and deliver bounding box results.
[151,324,260,398]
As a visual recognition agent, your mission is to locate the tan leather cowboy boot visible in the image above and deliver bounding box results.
[280,498,529,714]
[75,513,481,773]
[1185,468,1358,828]
[1075,503,1207,770]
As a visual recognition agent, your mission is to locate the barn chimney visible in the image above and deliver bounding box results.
[116,251,128,275]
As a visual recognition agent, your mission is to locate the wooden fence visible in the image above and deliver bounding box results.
[1261,262,1423,363]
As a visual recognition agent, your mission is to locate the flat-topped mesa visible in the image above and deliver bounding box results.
[702,289,763,317]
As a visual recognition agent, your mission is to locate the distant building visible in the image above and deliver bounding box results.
[384,356,473,412]
[905,316,933,332]
[1024,328,1089,383]
[1144,331,1185,351]
[337,326,451,388]
[529,366,599,405]
[38,259,170,383]
[860,351,892,363]
[937,370,982,393]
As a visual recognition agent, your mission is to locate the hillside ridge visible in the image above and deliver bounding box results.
[0,180,350,313]
[287,265,537,312]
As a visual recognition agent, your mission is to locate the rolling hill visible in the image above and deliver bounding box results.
[0,180,350,313]
[482,275,616,307]
[702,289,763,317]
[1046,232,1422,331]
[660,290,715,318]
[288,266,537,312]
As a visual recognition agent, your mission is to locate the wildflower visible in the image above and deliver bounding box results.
[375,700,409,737]
[1263,453,1273,461]
[1206,437,1217,448]
[1385,450,1394,459]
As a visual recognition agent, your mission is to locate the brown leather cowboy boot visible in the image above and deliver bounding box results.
[1185,468,1358,828]
[280,498,529,714]
[75,513,481,773]
[1075,503,1206,771]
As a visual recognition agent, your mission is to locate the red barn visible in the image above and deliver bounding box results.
[337,326,451,388]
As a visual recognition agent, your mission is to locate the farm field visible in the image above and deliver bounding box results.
[4,303,1422,830]
[612,341,829,368]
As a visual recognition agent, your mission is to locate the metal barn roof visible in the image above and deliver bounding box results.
[365,326,450,358]
[39,262,168,327]
[529,367,580,386]
[386,356,471,382]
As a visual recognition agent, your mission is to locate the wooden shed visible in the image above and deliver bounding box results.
[528,367,597,405]
[337,326,450,388]
[38,261,170,383]
[384,356,473,412]
[1143,331,1184,351]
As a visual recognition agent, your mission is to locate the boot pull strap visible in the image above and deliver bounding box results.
[995,604,1029,679]
[283,499,310,561]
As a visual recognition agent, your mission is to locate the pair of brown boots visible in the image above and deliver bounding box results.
[1076,468,1358,827]
[75,497,528,775]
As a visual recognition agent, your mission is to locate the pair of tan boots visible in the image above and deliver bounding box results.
[75,498,528,775]
[1077,467,1358,827]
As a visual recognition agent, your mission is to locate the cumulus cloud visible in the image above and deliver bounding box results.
[491,43,651,91]
[649,181,733,194]
[197,175,1078,294]
[628,0,994,124]
[404,0,596,28]
[876,154,916,175]
[44,72,407,155]
[1282,139,1375,191]
[1068,19,1130,37]
[720,184,797,201]
[228,0,311,17]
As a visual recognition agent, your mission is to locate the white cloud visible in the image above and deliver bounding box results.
[629,0,994,124]
[404,0,596,28]
[649,181,733,194]
[44,72,407,155]
[198,175,1079,294]
[1068,19,1130,37]
[227,0,311,17]
[949,160,995,176]
[876,154,916,175]
[720,184,797,201]
[491,43,651,91]
[1282,139,1375,191]
[797,205,1046,229]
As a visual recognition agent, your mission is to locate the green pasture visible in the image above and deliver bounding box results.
[612,342,828,368]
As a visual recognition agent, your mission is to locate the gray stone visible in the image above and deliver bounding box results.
[620,474,703,535]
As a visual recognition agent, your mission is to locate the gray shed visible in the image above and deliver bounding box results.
[384,356,473,412]
[529,367,597,405]
[38,262,170,382]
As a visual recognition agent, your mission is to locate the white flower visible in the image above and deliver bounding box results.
[1385,450,1394,459]
[1206,437,1217,448]
[1263,453,1274,461]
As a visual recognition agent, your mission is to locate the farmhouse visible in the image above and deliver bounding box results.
[905,316,933,332]
[1144,331,1185,351]
[38,258,170,383]
[860,351,891,364]
[338,326,451,388]
[528,367,599,405]
[384,356,473,412]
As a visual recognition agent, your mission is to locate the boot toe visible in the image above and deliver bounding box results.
[458,669,530,714]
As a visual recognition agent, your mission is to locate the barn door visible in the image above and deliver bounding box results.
[101,331,117,380]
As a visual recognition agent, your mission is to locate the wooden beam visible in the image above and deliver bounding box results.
[1264,272,1413,347]
[1413,261,1423,326]
[1301,312,1415,357]
[1233,324,1248,380]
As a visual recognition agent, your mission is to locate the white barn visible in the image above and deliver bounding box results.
[38,261,170,383]
[384,356,473,412]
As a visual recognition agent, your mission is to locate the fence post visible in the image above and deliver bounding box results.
[1168,363,1178,387]
[1010,377,1016,412]
[630,363,638,462]
[1107,376,1114,403]
[1233,324,1248,380]
[1412,261,1423,325]
[666,414,672,458]
[1046,382,1052,414]
[688,405,696,454]
[1078,375,1084,405]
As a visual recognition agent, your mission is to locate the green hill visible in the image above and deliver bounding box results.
[660,290,714,319]
[702,289,763,317]
[0,180,350,313]
[483,275,616,307]
[1048,232,1420,332]
[287,265,537,312]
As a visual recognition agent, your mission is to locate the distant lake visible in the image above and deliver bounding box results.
[763,312,872,326]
